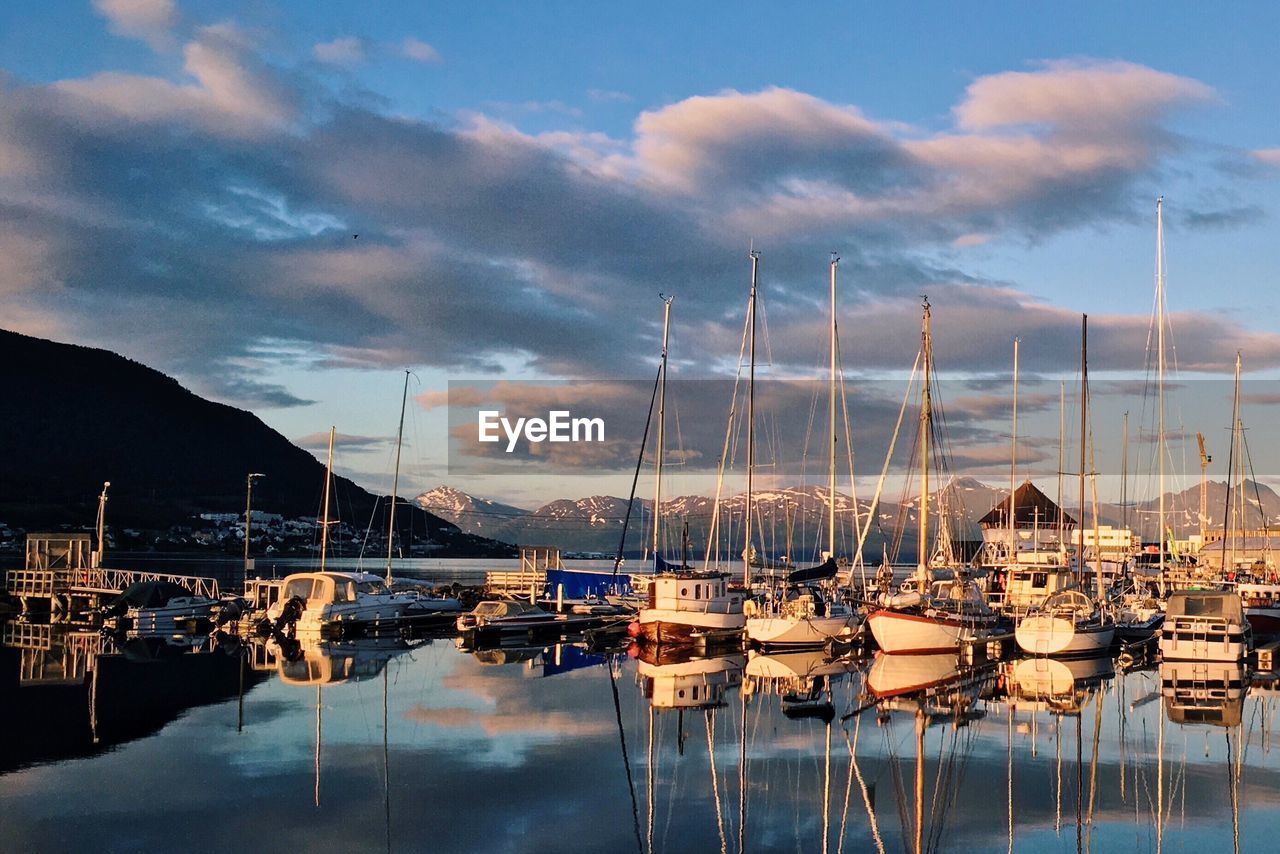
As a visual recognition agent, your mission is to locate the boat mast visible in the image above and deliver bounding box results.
[1058,383,1065,552]
[1156,197,1167,596]
[744,252,759,586]
[1079,316,1087,588]
[1009,338,1019,560]
[1121,412,1129,532]
[386,370,410,584]
[916,298,932,592]
[828,253,839,561]
[321,425,335,571]
[654,295,673,563]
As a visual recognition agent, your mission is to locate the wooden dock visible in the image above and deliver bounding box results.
[4,534,220,618]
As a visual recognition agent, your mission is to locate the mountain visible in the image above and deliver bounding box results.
[0,329,513,556]
[415,486,530,535]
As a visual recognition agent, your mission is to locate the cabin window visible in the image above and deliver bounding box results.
[692,686,699,700]
[284,578,317,600]
[680,587,688,597]
[695,584,702,599]
[1032,573,1048,589]
[332,581,356,603]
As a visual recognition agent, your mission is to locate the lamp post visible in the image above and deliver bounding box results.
[95,481,111,568]
[244,472,265,588]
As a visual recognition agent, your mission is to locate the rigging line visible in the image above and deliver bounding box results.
[610,659,645,854]
[614,360,663,577]
[705,282,754,571]
[706,710,728,854]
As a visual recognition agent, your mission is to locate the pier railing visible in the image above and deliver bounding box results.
[5,566,221,600]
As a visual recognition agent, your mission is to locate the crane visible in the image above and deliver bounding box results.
[1197,432,1212,542]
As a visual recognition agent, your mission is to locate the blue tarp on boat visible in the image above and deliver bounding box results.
[544,567,635,600]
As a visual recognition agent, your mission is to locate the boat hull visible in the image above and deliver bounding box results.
[1245,607,1280,636]
[634,609,745,645]
[867,609,990,655]
[1015,616,1115,657]
[745,614,859,648]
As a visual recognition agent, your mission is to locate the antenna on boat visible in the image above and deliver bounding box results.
[386,370,411,585]
[321,426,335,571]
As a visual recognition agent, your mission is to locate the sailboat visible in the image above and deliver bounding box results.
[632,294,746,646]
[1016,315,1115,657]
[745,255,860,648]
[866,299,999,654]
[1113,199,1181,639]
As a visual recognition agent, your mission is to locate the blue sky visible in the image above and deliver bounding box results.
[1,1,1278,507]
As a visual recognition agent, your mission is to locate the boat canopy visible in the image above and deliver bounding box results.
[473,599,545,618]
[1041,589,1095,616]
[105,580,196,612]
[787,557,838,584]
[1166,591,1244,622]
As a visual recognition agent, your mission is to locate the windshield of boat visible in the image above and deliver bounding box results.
[283,578,318,601]
[356,580,388,596]
[1043,589,1093,615]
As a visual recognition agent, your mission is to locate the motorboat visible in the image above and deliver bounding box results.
[1159,590,1252,662]
[455,598,557,632]
[631,570,746,645]
[102,580,220,632]
[266,571,428,635]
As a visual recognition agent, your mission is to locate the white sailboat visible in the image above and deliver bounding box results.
[1015,315,1115,656]
[633,293,745,645]
[745,255,860,648]
[866,299,998,654]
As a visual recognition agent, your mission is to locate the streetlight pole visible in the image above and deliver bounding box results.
[95,481,111,568]
[244,472,265,589]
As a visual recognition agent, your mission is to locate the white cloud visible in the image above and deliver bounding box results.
[92,0,177,47]
[313,36,368,67]
[1253,148,1280,167]
[401,37,442,64]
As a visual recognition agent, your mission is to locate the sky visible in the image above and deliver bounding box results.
[1,1,1279,509]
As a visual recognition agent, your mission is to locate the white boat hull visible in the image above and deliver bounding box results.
[745,614,859,647]
[1015,616,1115,657]
[867,610,989,655]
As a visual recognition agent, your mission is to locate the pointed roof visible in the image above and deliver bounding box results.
[979,480,1075,528]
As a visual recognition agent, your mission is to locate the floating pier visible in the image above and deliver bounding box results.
[4,534,220,618]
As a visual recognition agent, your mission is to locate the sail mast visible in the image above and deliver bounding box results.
[916,298,932,592]
[386,370,410,584]
[1156,197,1167,596]
[321,425,335,571]
[828,253,839,561]
[654,296,673,563]
[1009,338,1019,559]
[1078,316,1087,588]
[744,252,759,586]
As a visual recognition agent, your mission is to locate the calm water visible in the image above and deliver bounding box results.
[1,615,1278,854]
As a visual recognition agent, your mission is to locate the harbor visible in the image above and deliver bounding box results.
[2,599,1279,853]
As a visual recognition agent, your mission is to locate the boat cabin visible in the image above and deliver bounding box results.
[277,572,385,609]
[1160,591,1253,662]
[1001,565,1078,614]
[647,572,742,614]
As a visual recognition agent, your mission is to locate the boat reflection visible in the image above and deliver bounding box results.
[1160,659,1249,727]
[1009,654,1114,715]
[636,644,744,710]
[745,647,862,722]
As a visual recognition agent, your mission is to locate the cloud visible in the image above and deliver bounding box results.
[293,432,391,450]
[587,88,632,104]
[313,36,369,68]
[953,60,1214,131]
[52,25,300,136]
[401,37,442,64]
[1,43,1276,423]
[1251,148,1280,166]
[93,0,177,47]
[1181,204,1265,230]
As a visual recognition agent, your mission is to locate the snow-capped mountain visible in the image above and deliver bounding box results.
[415,486,530,535]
